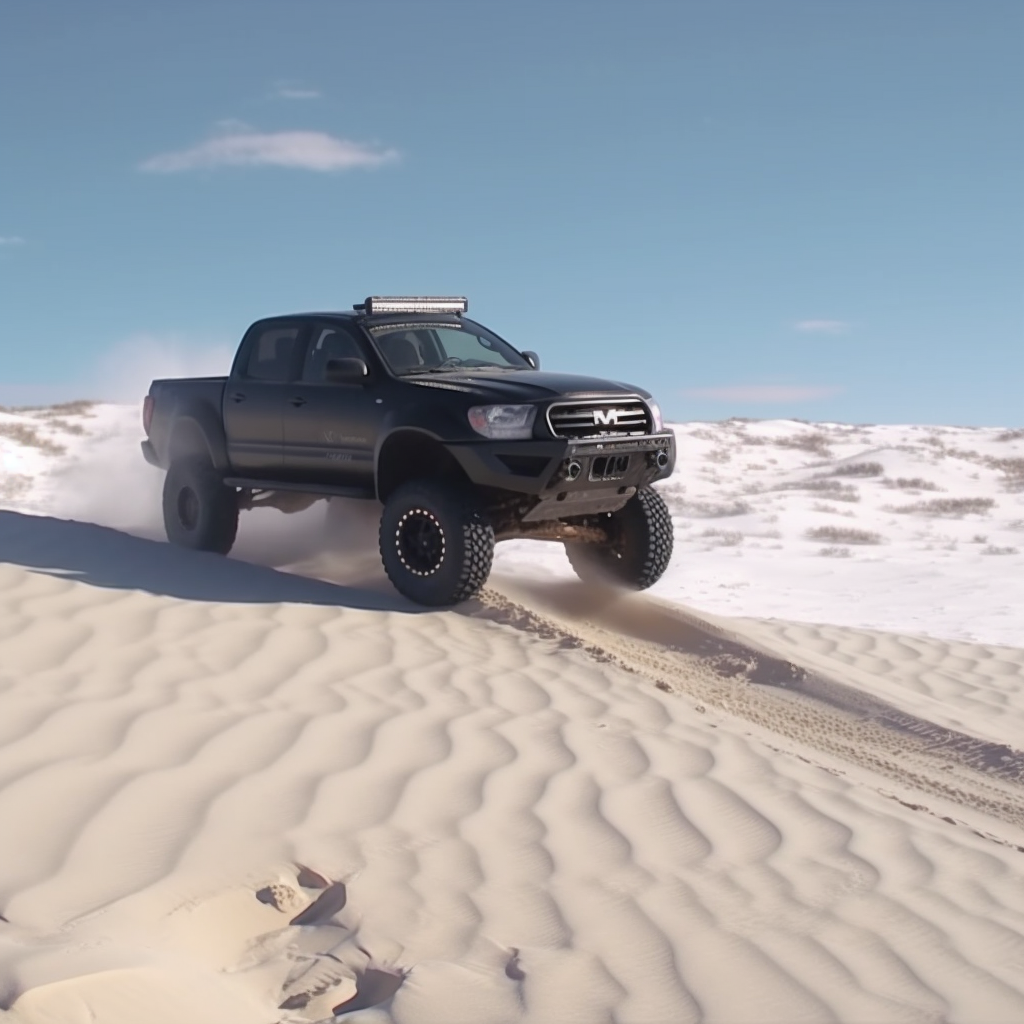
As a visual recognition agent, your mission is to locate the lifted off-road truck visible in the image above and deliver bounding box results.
[142,297,676,606]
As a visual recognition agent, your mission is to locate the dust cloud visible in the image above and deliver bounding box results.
[36,337,390,590]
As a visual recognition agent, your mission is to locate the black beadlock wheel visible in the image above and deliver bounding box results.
[379,480,495,606]
[162,458,239,554]
[564,487,673,590]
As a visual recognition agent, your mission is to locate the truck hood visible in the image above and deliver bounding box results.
[405,369,648,403]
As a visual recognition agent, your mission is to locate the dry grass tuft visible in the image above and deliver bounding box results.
[778,479,861,502]
[818,545,852,558]
[44,418,87,436]
[987,457,1024,492]
[700,529,744,546]
[811,502,855,517]
[681,499,753,518]
[882,477,942,492]
[0,422,66,455]
[773,432,833,457]
[806,525,884,545]
[829,461,884,477]
[982,545,1019,556]
[887,497,996,518]
[0,474,32,501]
[995,428,1024,442]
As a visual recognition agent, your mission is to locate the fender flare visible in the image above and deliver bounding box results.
[166,406,229,471]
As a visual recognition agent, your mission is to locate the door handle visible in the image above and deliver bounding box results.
[230,392,246,403]
[290,397,307,407]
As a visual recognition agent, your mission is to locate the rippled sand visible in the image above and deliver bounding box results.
[1,512,1023,1023]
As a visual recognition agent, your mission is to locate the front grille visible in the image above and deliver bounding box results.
[547,398,650,439]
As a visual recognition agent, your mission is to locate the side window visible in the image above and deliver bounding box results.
[303,325,366,382]
[245,325,301,381]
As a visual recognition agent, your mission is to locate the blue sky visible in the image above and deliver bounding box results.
[1,0,1021,425]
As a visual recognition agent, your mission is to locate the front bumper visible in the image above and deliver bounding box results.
[446,431,675,517]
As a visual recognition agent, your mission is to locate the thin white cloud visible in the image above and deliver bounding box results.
[794,319,850,334]
[140,128,398,173]
[683,385,842,403]
[0,236,25,246]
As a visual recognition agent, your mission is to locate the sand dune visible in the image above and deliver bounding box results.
[2,510,1024,1023]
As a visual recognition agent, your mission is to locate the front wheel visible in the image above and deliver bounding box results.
[564,487,673,590]
[379,481,494,606]
[162,458,239,554]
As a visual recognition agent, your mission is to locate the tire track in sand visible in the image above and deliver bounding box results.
[474,577,1024,836]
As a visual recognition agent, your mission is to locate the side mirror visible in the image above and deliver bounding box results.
[522,350,540,370]
[325,357,369,384]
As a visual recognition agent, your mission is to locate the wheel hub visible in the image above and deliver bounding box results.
[176,486,200,531]
[395,508,446,576]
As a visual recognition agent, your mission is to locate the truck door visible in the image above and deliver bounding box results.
[281,322,383,492]
[223,321,306,475]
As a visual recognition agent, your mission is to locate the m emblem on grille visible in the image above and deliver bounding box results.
[593,408,620,426]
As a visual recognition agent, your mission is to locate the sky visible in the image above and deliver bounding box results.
[1,0,1022,426]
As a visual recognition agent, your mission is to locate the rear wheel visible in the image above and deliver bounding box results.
[379,480,494,606]
[162,458,239,554]
[564,487,673,590]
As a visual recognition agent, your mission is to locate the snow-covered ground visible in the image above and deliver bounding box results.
[2,401,1024,1024]
[3,401,1021,646]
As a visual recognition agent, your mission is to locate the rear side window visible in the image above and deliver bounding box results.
[245,325,300,381]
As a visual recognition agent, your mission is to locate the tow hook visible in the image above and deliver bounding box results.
[565,460,582,481]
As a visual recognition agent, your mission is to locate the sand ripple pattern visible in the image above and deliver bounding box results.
[0,533,1023,1021]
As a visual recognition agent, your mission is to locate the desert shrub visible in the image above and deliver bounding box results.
[987,457,1024,492]
[995,428,1024,442]
[882,477,942,492]
[701,529,743,546]
[681,499,753,518]
[45,418,86,435]
[811,502,855,516]
[778,479,860,502]
[818,546,852,558]
[805,526,883,545]
[887,497,996,517]
[0,474,32,501]
[830,461,884,477]
[982,545,1018,556]
[36,400,97,416]
[705,448,732,464]
[0,422,66,455]
[774,432,833,457]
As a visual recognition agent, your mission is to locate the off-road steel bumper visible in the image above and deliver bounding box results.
[446,431,675,521]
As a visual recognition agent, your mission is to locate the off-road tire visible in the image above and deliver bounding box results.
[564,486,673,590]
[162,458,239,555]
[379,480,494,606]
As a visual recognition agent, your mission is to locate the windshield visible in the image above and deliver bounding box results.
[369,320,530,375]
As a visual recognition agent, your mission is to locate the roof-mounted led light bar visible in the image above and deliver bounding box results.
[354,296,468,315]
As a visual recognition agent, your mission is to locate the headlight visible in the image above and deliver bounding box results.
[468,404,537,440]
[647,398,664,432]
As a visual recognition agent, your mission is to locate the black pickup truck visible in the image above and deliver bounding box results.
[142,297,676,605]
